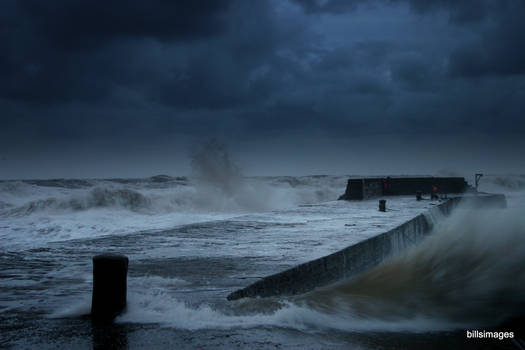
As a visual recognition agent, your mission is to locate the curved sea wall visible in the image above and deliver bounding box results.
[227,194,506,300]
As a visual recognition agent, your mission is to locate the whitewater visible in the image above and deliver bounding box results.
[1,168,524,349]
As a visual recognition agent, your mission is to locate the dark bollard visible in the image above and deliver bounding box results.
[379,199,386,212]
[416,191,422,201]
[91,254,128,323]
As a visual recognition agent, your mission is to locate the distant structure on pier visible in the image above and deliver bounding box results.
[338,176,471,200]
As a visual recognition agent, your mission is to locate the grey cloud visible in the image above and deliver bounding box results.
[448,4,525,78]
[292,0,525,79]
[292,0,366,14]
[17,0,233,49]
[0,0,233,104]
[0,0,524,177]
[406,0,493,23]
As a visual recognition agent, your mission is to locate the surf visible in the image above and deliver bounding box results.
[295,205,525,330]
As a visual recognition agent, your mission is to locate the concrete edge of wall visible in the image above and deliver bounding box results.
[227,194,506,301]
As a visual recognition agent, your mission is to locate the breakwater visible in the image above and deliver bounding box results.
[227,194,506,300]
[338,176,471,200]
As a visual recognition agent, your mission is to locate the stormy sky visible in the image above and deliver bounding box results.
[1,0,524,179]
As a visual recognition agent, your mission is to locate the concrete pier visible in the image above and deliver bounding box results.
[338,176,471,200]
[227,194,506,300]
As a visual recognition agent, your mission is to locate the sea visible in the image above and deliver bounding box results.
[1,171,524,349]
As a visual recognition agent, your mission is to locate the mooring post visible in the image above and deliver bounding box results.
[91,254,128,323]
[379,199,386,212]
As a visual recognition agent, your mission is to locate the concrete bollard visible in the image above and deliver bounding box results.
[379,199,386,212]
[91,254,128,323]
[416,191,422,201]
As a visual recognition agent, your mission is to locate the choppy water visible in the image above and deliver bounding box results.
[1,173,524,349]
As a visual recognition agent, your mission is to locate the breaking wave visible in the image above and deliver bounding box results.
[0,142,347,217]
[295,205,525,329]
[6,187,152,216]
[0,175,346,218]
[52,275,451,333]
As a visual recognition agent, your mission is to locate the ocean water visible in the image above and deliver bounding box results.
[1,173,524,349]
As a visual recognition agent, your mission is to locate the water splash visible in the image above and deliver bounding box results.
[297,205,525,329]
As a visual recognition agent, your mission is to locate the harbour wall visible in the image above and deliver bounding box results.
[338,176,471,200]
[227,194,506,300]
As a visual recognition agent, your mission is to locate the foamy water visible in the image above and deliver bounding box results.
[297,204,525,328]
[1,173,524,349]
[0,175,347,249]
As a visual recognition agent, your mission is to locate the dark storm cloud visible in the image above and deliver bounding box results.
[293,0,497,22]
[390,53,442,91]
[294,0,525,79]
[410,0,525,83]
[1,0,525,179]
[406,0,494,23]
[0,0,233,103]
[292,0,366,14]
[17,0,232,49]
[1,0,296,110]
[1,0,316,153]
[448,5,525,78]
